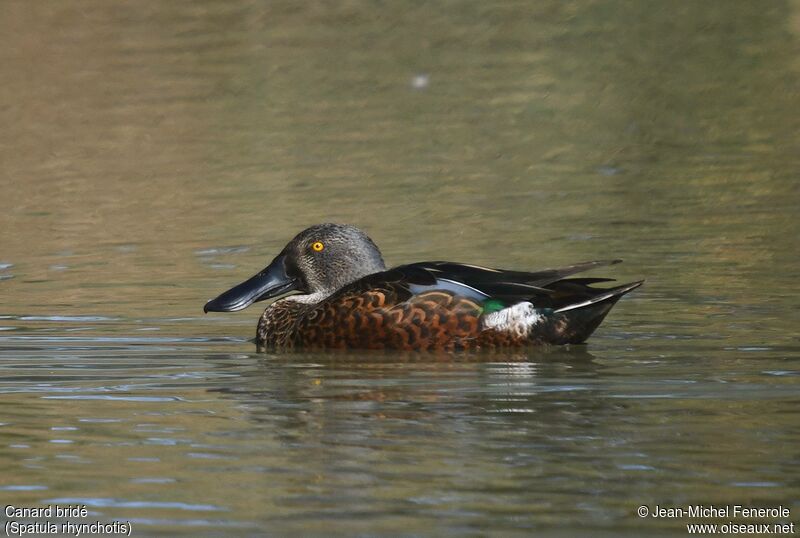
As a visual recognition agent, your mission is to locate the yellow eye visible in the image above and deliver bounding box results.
[311,241,325,252]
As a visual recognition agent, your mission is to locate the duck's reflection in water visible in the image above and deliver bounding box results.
[207,346,626,436]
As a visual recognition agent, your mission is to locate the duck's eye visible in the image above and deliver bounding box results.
[311,241,325,252]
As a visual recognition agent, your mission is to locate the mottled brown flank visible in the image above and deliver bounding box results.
[257,287,539,351]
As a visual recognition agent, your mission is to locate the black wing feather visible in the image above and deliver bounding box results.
[414,260,622,288]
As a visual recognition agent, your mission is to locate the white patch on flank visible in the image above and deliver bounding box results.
[481,302,544,337]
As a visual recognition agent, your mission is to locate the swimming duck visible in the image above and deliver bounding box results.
[204,224,643,351]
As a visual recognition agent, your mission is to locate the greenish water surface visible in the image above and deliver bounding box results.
[1,1,798,536]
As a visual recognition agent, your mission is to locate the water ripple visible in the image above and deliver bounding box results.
[43,498,226,512]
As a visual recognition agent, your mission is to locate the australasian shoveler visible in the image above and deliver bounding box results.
[204,223,643,351]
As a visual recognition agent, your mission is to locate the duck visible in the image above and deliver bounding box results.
[203,223,643,351]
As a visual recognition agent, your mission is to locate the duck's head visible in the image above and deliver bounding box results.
[204,223,386,312]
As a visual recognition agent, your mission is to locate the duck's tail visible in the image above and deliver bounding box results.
[542,280,644,344]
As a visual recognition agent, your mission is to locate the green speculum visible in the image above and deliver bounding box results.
[482,299,507,315]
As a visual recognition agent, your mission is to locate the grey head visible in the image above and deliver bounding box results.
[281,223,387,300]
[204,224,387,312]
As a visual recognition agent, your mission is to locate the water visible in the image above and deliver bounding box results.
[1,1,798,535]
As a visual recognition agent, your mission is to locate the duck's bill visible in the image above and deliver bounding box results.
[203,254,300,313]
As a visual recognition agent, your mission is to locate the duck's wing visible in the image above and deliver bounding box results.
[333,260,630,302]
[399,260,626,304]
